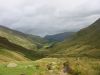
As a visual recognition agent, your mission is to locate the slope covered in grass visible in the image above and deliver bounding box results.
[0,47,29,62]
[49,19,100,58]
[0,25,46,50]
[0,36,46,62]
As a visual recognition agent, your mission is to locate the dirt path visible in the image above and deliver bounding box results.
[46,70,68,75]
[59,70,68,75]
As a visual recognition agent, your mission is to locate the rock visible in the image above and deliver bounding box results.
[7,63,18,68]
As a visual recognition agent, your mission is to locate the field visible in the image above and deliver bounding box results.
[0,57,100,75]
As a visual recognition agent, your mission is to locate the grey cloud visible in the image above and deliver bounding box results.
[0,0,100,36]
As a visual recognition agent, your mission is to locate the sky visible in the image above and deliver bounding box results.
[0,0,100,36]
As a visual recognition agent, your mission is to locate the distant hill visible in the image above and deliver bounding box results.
[49,19,100,58]
[0,25,46,50]
[44,32,75,42]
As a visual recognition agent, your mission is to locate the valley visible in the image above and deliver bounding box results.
[0,18,100,75]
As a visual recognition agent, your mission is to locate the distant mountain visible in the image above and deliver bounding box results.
[0,25,46,50]
[49,19,100,58]
[44,32,75,42]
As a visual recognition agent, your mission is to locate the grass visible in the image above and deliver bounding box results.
[0,47,29,62]
[0,57,100,75]
[0,26,47,50]
[48,19,100,59]
[0,61,44,75]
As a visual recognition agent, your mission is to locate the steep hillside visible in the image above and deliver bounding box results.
[0,36,45,62]
[0,25,46,50]
[49,19,100,58]
[44,32,74,42]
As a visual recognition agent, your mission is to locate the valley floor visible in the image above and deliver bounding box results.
[0,57,100,75]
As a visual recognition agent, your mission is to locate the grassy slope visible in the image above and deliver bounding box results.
[0,36,46,62]
[49,19,100,58]
[0,25,46,50]
[0,47,28,62]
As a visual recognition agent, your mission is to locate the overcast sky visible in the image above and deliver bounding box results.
[0,0,100,36]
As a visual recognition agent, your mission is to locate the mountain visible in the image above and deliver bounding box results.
[44,32,75,42]
[49,19,100,58]
[0,25,46,50]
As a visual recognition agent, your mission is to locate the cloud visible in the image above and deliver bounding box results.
[0,0,100,36]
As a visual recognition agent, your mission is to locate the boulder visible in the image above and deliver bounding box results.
[7,63,18,68]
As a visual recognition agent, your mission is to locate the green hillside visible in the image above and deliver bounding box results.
[0,36,46,62]
[49,19,100,58]
[0,25,46,50]
[0,19,100,62]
